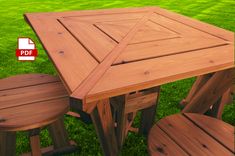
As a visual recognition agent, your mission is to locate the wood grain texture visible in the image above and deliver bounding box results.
[25,7,235,156]
[184,113,234,152]
[88,45,234,102]
[180,74,212,106]
[71,9,155,102]
[24,15,98,93]
[148,125,188,156]
[25,7,234,104]
[0,97,69,131]
[114,37,227,64]
[154,7,234,41]
[91,99,118,156]
[0,74,69,131]
[29,130,41,156]
[0,74,60,91]
[95,19,138,42]
[155,114,233,156]
[59,18,117,62]
[25,7,153,19]
[0,82,68,109]
[182,68,234,114]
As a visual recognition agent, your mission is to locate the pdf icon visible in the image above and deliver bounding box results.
[16,38,38,61]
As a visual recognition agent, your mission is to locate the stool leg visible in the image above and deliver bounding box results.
[29,129,41,156]
[47,117,78,155]
[48,117,69,148]
[0,131,16,156]
[29,136,41,156]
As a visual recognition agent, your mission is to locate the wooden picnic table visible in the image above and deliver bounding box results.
[25,7,234,156]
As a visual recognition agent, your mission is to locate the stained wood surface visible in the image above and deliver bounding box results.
[91,99,118,156]
[0,74,69,131]
[88,45,234,102]
[148,113,234,156]
[182,68,234,114]
[0,131,16,156]
[24,7,234,107]
[184,113,234,151]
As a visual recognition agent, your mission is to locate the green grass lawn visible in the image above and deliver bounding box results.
[0,0,234,155]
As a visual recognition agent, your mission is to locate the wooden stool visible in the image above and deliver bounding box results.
[0,74,77,156]
[148,113,234,156]
[111,87,160,149]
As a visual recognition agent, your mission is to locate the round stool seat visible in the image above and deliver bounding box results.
[148,113,234,156]
[0,74,69,131]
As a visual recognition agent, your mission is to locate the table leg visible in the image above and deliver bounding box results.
[111,86,160,149]
[0,131,16,156]
[139,87,160,135]
[91,99,118,156]
[180,74,212,107]
[182,68,234,114]
[207,87,233,119]
[139,104,157,135]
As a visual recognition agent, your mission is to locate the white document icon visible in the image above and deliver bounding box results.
[17,38,37,61]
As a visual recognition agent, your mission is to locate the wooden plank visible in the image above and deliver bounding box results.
[25,7,154,19]
[182,68,234,114]
[90,99,118,156]
[125,91,158,113]
[113,11,233,64]
[59,18,117,62]
[95,19,138,42]
[130,20,178,44]
[0,97,69,131]
[184,113,234,152]
[0,82,68,110]
[0,131,16,156]
[21,140,78,156]
[158,114,233,155]
[87,45,234,103]
[24,15,98,93]
[65,12,145,22]
[0,74,59,91]
[71,10,155,102]
[154,7,234,41]
[66,111,81,118]
[114,37,228,64]
[148,125,188,156]
[150,13,228,39]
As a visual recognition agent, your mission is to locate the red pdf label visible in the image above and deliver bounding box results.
[16,49,38,56]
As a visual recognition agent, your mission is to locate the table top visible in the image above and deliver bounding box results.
[148,113,234,155]
[25,7,234,103]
